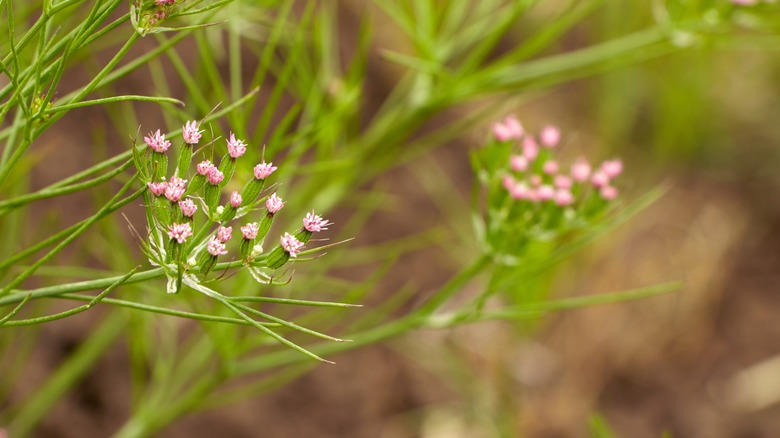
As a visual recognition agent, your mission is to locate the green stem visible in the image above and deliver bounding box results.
[0,159,132,211]
[44,95,184,114]
[233,255,492,375]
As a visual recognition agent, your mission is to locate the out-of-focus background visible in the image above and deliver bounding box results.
[4,0,780,436]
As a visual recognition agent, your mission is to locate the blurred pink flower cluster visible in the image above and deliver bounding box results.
[494,116,622,206]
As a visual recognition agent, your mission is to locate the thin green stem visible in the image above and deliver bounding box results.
[0,159,133,211]
[1,266,140,326]
[44,95,184,114]
[57,293,281,327]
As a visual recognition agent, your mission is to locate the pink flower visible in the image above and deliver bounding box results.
[542,160,559,175]
[207,236,228,256]
[164,176,187,202]
[492,116,524,142]
[601,159,623,179]
[591,170,610,188]
[182,120,203,145]
[280,232,304,257]
[216,226,232,243]
[554,175,572,190]
[526,188,539,202]
[179,198,197,217]
[540,125,561,148]
[206,167,224,185]
[230,191,242,208]
[571,157,591,182]
[144,129,171,153]
[168,176,187,189]
[226,133,247,158]
[510,155,528,172]
[266,193,285,213]
[529,174,542,187]
[167,223,192,244]
[502,175,516,190]
[303,210,333,233]
[253,162,277,180]
[522,137,539,161]
[197,160,214,176]
[155,0,176,5]
[509,182,530,200]
[536,185,555,201]
[731,0,758,4]
[600,185,619,201]
[303,211,331,233]
[241,222,259,240]
[148,181,168,196]
[554,189,574,206]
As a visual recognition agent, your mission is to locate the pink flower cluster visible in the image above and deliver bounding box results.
[254,161,277,180]
[266,193,284,214]
[230,191,242,208]
[147,177,189,202]
[241,222,259,240]
[144,130,171,153]
[140,119,336,269]
[164,177,187,202]
[179,198,197,217]
[498,123,622,205]
[207,237,228,256]
[167,222,192,244]
[280,232,304,257]
[303,211,331,233]
[183,120,203,145]
[492,116,524,142]
[216,226,232,243]
[227,133,247,158]
[196,160,224,185]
